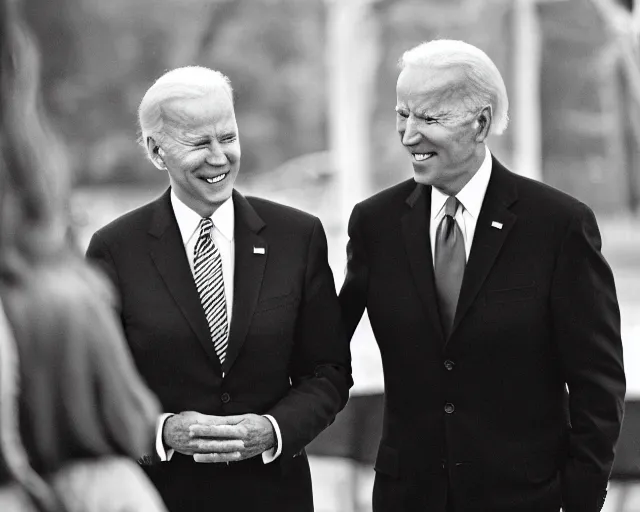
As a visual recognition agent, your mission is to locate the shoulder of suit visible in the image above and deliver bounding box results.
[90,195,159,242]
[507,169,593,218]
[245,195,320,229]
[354,178,417,212]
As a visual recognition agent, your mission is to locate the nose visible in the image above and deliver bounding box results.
[205,141,227,166]
[401,116,421,147]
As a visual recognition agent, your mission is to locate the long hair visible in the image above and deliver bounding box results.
[0,299,67,512]
[1,1,158,510]
[0,1,71,510]
[0,0,70,270]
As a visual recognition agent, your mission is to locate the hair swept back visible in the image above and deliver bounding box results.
[137,66,234,154]
[399,39,509,135]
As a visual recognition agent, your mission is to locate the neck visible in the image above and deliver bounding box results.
[435,144,486,196]
[172,189,219,218]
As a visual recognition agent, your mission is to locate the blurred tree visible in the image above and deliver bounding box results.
[617,0,634,11]
[590,0,640,212]
[22,0,634,215]
[23,0,328,187]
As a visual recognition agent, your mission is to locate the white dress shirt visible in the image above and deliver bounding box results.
[155,191,282,464]
[430,146,493,264]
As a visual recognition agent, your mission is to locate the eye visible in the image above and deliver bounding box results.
[220,134,237,144]
[395,107,409,119]
[416,114,438,125]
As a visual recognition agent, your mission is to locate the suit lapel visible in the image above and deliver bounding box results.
[402,183,446,344]
[450,158,518,339]
[148,189,222,372]
[223,190,267,376]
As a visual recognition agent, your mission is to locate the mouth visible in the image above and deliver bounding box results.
[413,152,436,162]
[201,172,229,184]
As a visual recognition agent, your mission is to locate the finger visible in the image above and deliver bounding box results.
[207,414,248,425]
[193,452,242,463]
[190,414,245,428]
[192,413,226,425]
[190,424,245,438]
[194,439,244,453]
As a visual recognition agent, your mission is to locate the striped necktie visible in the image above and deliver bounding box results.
[434,196,466,338]
[194,218,229,365]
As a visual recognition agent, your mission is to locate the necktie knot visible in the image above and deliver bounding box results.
[195,218,213,256]
[199,217,213,238]
[445,196,459,218]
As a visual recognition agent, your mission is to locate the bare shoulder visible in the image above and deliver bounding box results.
[52,457,167,512]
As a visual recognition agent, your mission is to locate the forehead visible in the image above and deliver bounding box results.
[396,64,469,110]
[161,88,236,135]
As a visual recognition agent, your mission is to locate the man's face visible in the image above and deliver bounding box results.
[155,88,240,217]
[396,64,484,195]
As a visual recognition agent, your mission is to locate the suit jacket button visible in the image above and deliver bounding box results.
[444,403,455,414]
[221,392,231,404]
[444,360,455,371]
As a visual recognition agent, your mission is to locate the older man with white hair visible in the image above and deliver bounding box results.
[340,40,625,512]
[86,66,351,512]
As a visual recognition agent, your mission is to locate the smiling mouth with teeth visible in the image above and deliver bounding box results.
[413,153,436,162]
[204,173,228,184]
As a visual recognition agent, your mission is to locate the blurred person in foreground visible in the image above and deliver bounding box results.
[0,0,166,510]
[339,39,625,512]
[86,66,352,512]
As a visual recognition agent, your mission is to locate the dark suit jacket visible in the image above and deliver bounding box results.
[86,188,351,512]
[339,157,625,512]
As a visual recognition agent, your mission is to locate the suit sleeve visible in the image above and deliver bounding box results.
[339,203,369,340]
[550,204,626,512]
[266,218,353,459]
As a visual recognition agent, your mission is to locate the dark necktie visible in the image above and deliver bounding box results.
[434,196,466,338]
[194,218,229,364]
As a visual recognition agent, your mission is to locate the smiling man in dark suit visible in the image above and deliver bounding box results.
[339,40,625,512]
[86,66,351,512]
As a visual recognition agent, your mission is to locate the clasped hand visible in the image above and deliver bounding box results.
[163,411,275,463]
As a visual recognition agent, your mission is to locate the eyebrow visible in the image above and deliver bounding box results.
[417,107,448,118]
[395,104,446,118]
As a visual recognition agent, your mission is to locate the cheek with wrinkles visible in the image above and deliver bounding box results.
[173,146,206,169]
[226,142,241,162]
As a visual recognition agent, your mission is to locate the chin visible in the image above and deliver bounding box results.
[412,169,436,186]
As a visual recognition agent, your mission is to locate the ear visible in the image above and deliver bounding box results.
[474,105,493,142]
[146,136,166,170]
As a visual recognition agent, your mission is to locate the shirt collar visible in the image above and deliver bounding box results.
[431,146,493,219]
[170,190,235,243]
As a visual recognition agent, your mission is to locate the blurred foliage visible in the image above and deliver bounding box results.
[19,0,640,212]
[22,0,327,187]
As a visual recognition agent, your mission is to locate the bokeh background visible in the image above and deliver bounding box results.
[23,0,640,510]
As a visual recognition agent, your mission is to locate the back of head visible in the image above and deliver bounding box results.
[399,39,509,135]
[2,256,160,475]
[138,66,233,151]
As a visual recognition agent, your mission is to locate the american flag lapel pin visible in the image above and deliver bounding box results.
[253,246,266,255]
[491,221,503,230]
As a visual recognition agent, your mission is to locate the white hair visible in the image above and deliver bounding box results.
[399,40,509,135]
[137,66,234,147]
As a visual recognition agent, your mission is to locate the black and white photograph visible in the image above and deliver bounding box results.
[0,0,638,511]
